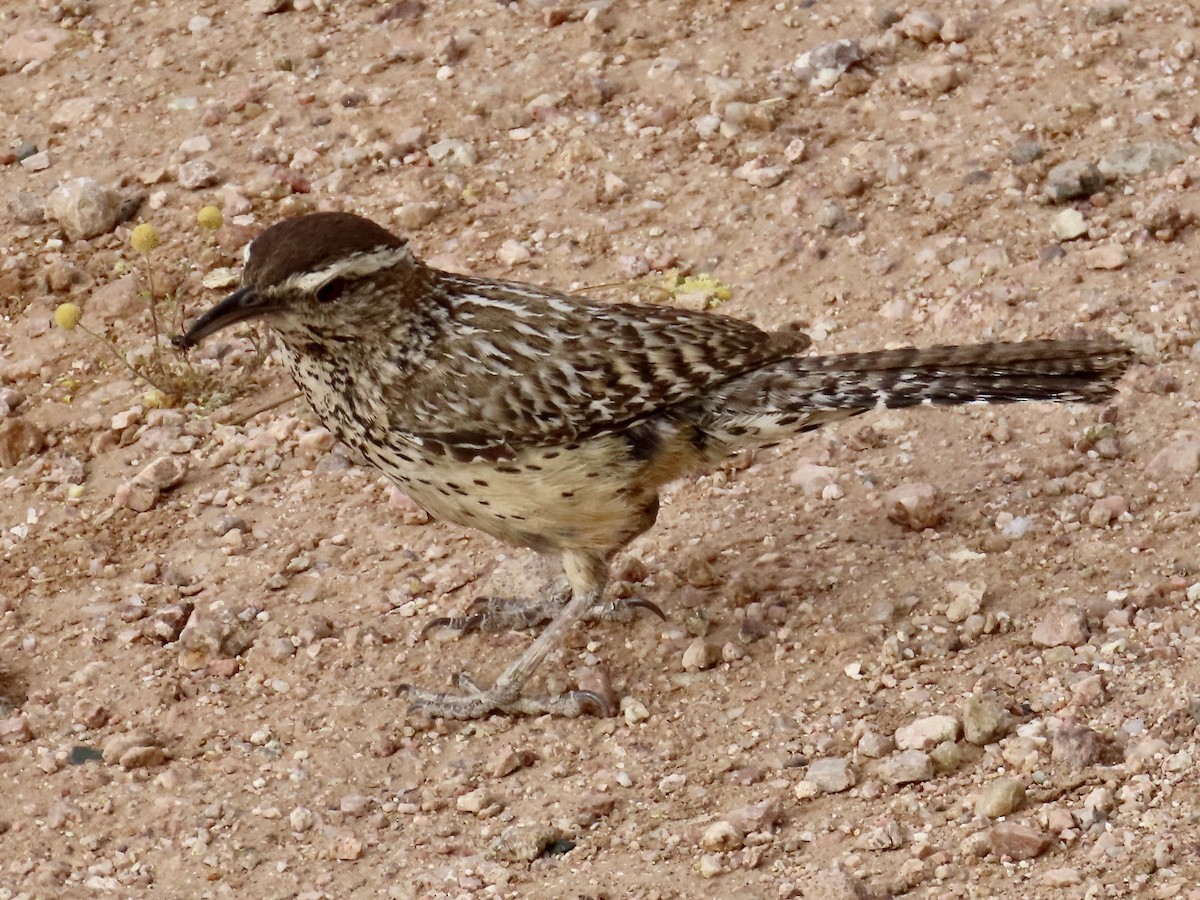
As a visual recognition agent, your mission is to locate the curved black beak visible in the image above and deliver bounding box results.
[174,286,275,349]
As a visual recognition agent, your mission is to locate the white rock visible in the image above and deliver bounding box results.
[897,10,944,43]
[427,139,477,166]
[895,715,960,750]
[497,240,531,266]
[790,463,839,498]
[178,135,212,157]
[1051,208,1088,241]
[47,177,122,240]
[178,159,221,189]
[682,637,717,672]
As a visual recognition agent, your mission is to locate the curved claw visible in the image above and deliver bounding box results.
[451,671,486,694]
[418,614,484,640]
[565,689,614,718]
[623,598,667,621]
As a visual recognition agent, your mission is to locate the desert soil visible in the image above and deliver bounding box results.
[2,0,1200,897]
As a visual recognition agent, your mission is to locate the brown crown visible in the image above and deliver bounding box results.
[243,212,405,289]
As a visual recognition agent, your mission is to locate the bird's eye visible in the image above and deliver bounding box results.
[315,278,345,303]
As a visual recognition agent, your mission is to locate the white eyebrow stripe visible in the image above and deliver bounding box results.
[280,246,414,293]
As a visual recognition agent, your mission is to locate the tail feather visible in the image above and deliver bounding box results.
[704,338,1133,426]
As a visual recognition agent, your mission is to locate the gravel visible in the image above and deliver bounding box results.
[2,0,1198,895]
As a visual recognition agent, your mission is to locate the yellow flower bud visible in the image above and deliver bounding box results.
[130,223,161,253]
[54,302,82,330]
[197,205,224,231]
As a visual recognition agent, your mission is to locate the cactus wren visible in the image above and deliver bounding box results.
[179,211,1132,719]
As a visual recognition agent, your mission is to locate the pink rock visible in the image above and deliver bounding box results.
[0,28,69,65]
[987,822,1051,860]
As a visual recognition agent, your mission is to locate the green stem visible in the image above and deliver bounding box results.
[78,324,167,395]
[142,252,166,380]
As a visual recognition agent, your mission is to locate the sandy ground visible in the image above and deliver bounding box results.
[2,0,1200,897]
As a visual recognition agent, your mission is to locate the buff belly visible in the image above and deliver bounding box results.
[359,424,711,556]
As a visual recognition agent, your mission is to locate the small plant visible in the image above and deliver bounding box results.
[54,299,169,395]
[658,270,733,309]
[129,222,168,381]
[56,209,268,409]
[570,269,735,310]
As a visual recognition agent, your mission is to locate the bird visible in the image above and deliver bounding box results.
[178,211,1133,719]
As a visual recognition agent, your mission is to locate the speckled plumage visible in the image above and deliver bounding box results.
[180,211,1133,719]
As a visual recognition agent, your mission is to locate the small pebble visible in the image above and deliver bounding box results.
[46,177,122,239]
[1083,243,1128,270]
[877,750,934,785]
[885,482,945,531]
[896,715,960,751]
[1031,603,1089,648]
[963,694,1014,745]
[700,820,743,851]
[682,637,718,672]
[1051,209,1088,241]
[1044,160,1105,203]
[986,822,1050,860]
[805,757,856,793]
[976,777,1026,817]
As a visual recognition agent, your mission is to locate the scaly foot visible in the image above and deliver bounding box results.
[398,673,611,719]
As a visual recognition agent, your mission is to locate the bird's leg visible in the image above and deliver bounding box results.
[420,570,664,639]
[402,550,616,718]
[420,593,664,638]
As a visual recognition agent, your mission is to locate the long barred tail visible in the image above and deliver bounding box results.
[702,339,1133,441]
[783,339,1134,409]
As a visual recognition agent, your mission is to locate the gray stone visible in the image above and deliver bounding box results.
[1010,140,1044,165]
[793,39,867,90]
[8,190,45,225]
[877,749,934,784]
[806,757,856,793]
[1098,141,1186,178]
[1043,160,1105,203]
